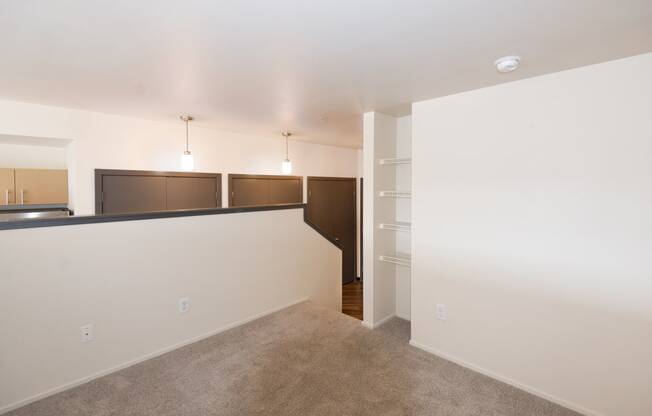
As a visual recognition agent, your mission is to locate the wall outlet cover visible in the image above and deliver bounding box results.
[179,297,190,313]
[436,304,447,321]
[80,324,93,342]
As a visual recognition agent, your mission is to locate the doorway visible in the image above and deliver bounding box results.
[307,177,357,285]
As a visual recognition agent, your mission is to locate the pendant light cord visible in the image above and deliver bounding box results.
[283,131,291,160]
[185,119,189,152]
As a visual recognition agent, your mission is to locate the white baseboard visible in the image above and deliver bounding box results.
[374,313,396,327]
[0,298,309,415]
[408,339,602,416]
[395,312,411,321]
[361,320,374,329]
[361,313,395,329]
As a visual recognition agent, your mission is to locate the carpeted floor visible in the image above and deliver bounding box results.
[7,302,580,416]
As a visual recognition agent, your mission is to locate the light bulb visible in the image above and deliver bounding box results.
[181,151,194,171]
[281,159,292,175]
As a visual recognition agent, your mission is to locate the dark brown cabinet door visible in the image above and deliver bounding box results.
[307,177,356,284]
[102,175,166,214]
[269,178,302,204]
[96,170,221,214]
[229,175,303,207]
[230,177,270,207]
[166,177,218,210]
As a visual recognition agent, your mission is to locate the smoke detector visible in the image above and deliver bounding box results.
[494,56,521,73]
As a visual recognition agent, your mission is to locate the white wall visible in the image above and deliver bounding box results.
[0,100,360,214]
[0,208,341,413]
[395,116,411,320]
[411,52,652,416]
[0,142,67,169]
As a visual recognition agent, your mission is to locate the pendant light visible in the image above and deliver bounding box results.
[180,115,195,171]
[281,131,292,175]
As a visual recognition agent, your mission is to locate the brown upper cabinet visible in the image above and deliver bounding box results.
[101,174,167,214]
[0,168,15,205]
[0,168,68,205]
[15,169,69,205]
[165,176,220,210]
[95,169,221,214]
[228,174,303,207]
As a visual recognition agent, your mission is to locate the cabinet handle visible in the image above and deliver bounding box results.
[4,189,8,205]
[20,189,24,204]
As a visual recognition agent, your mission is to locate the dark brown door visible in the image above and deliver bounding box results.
[229,174,303,207]
[102,175,167,214]
[166,177,218,210]
[306,179,333,234]
[307,177,356,284]
[359,178,363,280]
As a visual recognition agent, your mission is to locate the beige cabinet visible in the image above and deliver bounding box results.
[0,168,15,205]
[1,168,68,205]
[14,169,68,205]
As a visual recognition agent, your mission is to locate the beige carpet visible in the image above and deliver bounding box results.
[7,302,580,416]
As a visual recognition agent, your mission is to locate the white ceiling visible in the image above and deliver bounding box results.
[1,0,651,148]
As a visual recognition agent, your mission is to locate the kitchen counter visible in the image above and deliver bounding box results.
[0,205,71,222]
[0,203,69,212]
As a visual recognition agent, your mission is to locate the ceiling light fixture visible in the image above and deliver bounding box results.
[494,56,521,73]
[281,131,292,175]
[180,115,194,171]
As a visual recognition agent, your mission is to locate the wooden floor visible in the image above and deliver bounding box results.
[342,280,363,320]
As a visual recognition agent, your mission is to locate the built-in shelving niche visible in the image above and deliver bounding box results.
[364,112,412,326]
[379,222,411,232]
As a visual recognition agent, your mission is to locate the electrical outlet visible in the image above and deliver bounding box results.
[80,324,94,342]
[436,304,447,321]
[179,297,190,313]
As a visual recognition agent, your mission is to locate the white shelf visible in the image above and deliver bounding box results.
[378,254,411,268]
[379,222,411,232]
[379,157,412,165]
[378,191,411,198]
